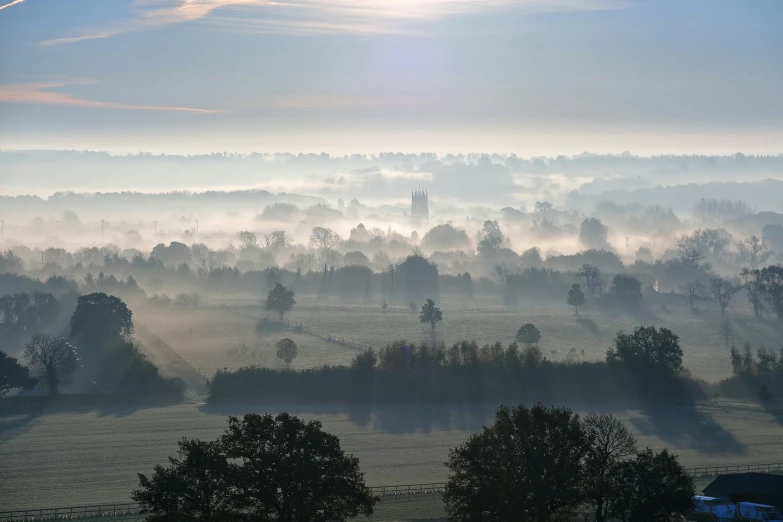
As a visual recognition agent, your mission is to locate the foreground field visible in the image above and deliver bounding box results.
[138,299,783,382]
[2,399,783,510]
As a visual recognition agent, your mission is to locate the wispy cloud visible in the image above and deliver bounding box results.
[0,0,24,11]
[0,82,224,113]
[39,31,119,47]
[41,0,621,44]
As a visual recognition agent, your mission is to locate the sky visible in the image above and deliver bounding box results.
[0,0,781,155]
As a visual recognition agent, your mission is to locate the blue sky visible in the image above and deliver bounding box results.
[0,0,781,154]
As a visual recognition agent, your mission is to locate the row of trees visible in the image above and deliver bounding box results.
[209,325,690,404]
[1,291,184,400]
[132,406,694,522]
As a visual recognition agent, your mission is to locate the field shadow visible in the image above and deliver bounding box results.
[630,398,746,457]
[575,316,599,336]
[0,413,40,441]
[200,402,496,435]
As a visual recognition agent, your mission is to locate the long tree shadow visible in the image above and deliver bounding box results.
[0,412,40,441]
[575,316,600,336]
[200,401,497,435]
[630,397,746,457]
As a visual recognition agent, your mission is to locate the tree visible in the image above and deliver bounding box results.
[309,226,341,252]
[606,326,683,378]
[737,235,772,269]
[222,413,377,521]
[276,338,298,368]
[23,333,77,395]
[263,282,296,320]
[756,265,783,320]
[70,292,134,350]
[678,280,704,311]
[609,274,642,306]
[0,350,37,397]
[583,413,637,522]
[443,403,590,522]
[515,323,541,347]
[710,277,737,315]
[577,264,602,297]
[579,218,610,250]
[133,439,236,522]
[741,268,764,318]
[567,284,586,316]
[758,383,772,407]
[609,448,695,522]
[236,230,258,250]
[476,220,504,256]
[419,299,443,337]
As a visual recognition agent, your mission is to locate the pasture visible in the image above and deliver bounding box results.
[2,399,783,510]
[137,296,783,382]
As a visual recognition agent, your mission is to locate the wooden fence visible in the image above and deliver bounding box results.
[4,462,783,520]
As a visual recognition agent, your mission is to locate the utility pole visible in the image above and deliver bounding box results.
[154,221,157,235]
[625,236,630,255]
[195,220,199,235]
[101,219,105,243]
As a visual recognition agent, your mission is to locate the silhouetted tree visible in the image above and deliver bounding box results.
[577,264,602,297]
[756,265,783,320]
[70,292,134,350]
[419,299,443,337]
[476,220,504,256]
[275,338,297,368]
[579,218,610,250]
[443,403,590,522]
[678,280,704,311]
[222,413,377,521]
[263,283,296,320]
[515,323,541,347]
[758,383,772,407]
[567,284,585,316]
[0,350,37,396]
[608,274,642,306]
[583,413,637,522]
[606,326,683,378]
[133,439,235,522]
[710,277,737,316]
[608,448,695,522]
[23,333,77,395]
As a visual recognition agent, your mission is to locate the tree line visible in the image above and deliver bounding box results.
[0,291,183,401]
[208,325,700,405]
[131,405,695,522]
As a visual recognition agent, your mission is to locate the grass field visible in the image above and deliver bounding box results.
[137,297,783,382]
[2,399,783,510]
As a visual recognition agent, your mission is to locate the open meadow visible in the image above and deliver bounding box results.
[136,296,783,383]
[2,399,783,510]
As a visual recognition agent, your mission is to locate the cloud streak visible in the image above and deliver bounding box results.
[42,0,621,44]
[0,82,224,113]
[0,0,24,11]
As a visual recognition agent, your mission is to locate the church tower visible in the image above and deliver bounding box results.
[411,188,429,222]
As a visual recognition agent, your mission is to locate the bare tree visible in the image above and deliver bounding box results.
[309,227,340,251]
[679,280,704,311]
[24,334,78,395]
[577,264,602,297]
[711,277,738,316]
[741,268,764,318]
[583,413,637,522]
[236,231,258,250]
[737,235,773,269]
[261,230,290,253]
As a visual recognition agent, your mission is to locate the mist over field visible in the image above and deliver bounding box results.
[3,0,783,518]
